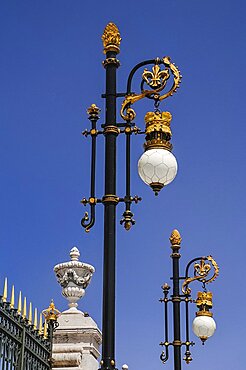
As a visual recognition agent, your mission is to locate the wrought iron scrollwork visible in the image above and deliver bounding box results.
[159,283,170,364]
[81,104,100,233]
[81,206,96,233]
[182,255,219,295]
[160,349,169,364]
[120,56,182,121]
[81,103,143,232]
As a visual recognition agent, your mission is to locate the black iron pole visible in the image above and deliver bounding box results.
[101,48,119,370]
[171,238,182,370]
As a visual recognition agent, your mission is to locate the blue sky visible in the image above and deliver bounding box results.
[0,1,245,369]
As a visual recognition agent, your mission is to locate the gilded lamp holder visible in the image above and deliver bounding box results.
[195,291,213,317]
[144,111,173,152]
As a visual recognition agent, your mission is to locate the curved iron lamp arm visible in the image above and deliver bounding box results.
[182,255,219,295]
[184,256,206,279]
[121,56,181,121]
[126,58,157,94]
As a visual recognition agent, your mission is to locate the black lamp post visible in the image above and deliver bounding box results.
[160,230,219,370]
[81,23,182,370]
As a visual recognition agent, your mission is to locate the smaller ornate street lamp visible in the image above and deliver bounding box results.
[160,230,219,370]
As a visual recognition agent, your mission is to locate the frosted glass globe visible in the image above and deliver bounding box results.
[192,315,216,342]
[138,149,177,194]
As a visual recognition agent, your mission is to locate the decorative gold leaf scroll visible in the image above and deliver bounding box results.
[120,56,182,121]
[182,255,219,295]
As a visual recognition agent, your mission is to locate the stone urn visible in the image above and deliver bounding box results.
[54,247,95,309]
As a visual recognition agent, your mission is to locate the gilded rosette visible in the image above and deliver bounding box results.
[102,22,121,54]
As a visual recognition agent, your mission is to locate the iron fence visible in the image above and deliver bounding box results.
[0,280,58,370]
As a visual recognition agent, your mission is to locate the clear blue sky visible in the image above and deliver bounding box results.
[0,1,245,369]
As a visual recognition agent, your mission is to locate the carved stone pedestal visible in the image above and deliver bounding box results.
[52,308,102,370]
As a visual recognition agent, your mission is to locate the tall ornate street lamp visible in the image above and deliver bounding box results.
[81,22,182,370]
[160,230,219,370]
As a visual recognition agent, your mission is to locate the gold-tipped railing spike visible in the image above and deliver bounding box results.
[43,320,48,339]
[28,302,32,325]
[17,291,22,315]
[10,285,15,308]
[38,313,43,335]
[2,277,7,302]
[23,297,27,319]
[34,308,38,330]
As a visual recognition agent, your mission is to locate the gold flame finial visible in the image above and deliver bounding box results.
[28,302,32,325]
[23,297,27,319]
[34,308,38,330]
[17,291,22,314]
[10,285,15,308]
[170,229,182,245]
[38,313,43,335]
[2,278,7,303]
[102,22,121,54]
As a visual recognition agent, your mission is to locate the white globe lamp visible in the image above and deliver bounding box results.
[192,315,216,344]
[137,110,178,195]
[138,148,177,195]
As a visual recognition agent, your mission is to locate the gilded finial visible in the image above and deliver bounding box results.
[102,22,121,54]
[28,302,32,325]
[34,308,38,330]
[10,285,15,308]
[42,299,60,322]
[2,278,7,303]
[38,313,43,335]
[17,291,22,314]
[87,104,100,117]
[23,297,27,319]
[170,229,182,245]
